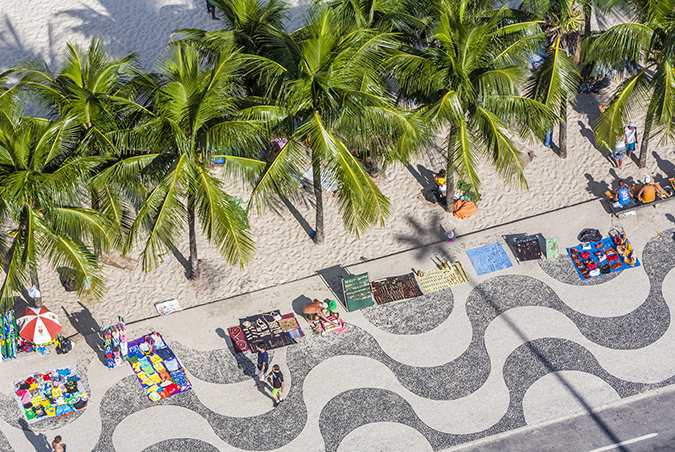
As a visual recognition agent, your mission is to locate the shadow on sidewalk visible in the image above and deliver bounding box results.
[315,265,351,308]
[215,327,256,377]
[474,282,631,452]
[18,419,51,452]
[63,302,105,366]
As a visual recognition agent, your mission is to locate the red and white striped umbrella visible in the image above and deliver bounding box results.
[17,306,62,344]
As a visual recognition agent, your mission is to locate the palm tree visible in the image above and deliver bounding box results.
[319,0,433,36]
[390,0,555,210]
[175,0,287,96]
[518,0,582,159]
[587,0,675,169]
[0,70,19,123]
[124,42,259,280]
[15,38,148,239]
[244,7,421,244]
[0,114,113,309]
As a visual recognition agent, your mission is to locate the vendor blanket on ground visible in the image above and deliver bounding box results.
[371,273,423,304]
[240,311,297,351]
[418,263,470,293]
[466,243,513,275]
[12,365,88,423]
[227,326,249,354]
[567,238,641,280]
[127,332,191,401]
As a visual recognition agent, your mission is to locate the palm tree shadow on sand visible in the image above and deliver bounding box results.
[55,0,309,71]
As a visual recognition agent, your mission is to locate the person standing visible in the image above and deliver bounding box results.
[266,364,285,407]
[624,122,638,159]
[52,436,66,452]
[613,140,627,169]
[543,129,553,148]
[205,0,219,20]
[254,343,268,388]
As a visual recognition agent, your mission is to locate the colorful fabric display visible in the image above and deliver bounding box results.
[0,311,19,360]
[127,332,191,401]
[101,318,128,369]
[12,365,88,424]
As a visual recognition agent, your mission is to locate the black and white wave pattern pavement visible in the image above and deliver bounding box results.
[3,229,675,451]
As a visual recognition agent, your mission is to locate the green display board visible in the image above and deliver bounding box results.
[342,273,374,312]
[546,237,560,259]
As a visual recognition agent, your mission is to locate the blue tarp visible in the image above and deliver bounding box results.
[466,243,513,276]
[567,238,640,280]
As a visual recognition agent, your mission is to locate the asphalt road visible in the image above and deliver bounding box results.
[447,386,675,452]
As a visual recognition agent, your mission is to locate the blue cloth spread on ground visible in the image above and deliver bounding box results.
[567,237,640,279]
[466,243,513,276]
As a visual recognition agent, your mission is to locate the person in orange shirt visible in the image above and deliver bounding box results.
[638,175,667,203]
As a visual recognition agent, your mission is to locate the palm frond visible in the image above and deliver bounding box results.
[593,67,652,152]
[195,167,256,267]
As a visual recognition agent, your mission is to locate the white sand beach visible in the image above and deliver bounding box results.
[1,0,674,335]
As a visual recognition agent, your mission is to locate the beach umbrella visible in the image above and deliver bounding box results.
[17,307,62,344]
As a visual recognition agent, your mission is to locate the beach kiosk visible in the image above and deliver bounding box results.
[342,273,374,312]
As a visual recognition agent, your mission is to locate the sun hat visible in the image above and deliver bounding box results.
[645,175,652,183]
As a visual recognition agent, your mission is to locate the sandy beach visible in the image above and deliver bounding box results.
[1,0,673,334]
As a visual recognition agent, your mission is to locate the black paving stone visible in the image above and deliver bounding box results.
[361,288,454,335]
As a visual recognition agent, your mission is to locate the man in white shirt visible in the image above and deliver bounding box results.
[624,122,637,158]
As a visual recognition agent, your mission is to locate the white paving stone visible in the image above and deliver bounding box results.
[337,422,434,452]
[522,371,620,425]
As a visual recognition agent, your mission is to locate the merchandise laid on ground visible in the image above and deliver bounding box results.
[371,273,423,304]
[12,365,88,423]
[229,312,304,353]
[466,243,514,275]
[155,299,182,316]
[416,263,470,293]
[102,319,128,369]
[546,237,560,258]
[0,311,18,360]
[278,315,304,339]
[238,311,301,350]
[514,235,542,262]
[227,325,250,354]
[342,273,374,312]
[321,316,347,334]
[127,332,191,401]
[567,232,640,279]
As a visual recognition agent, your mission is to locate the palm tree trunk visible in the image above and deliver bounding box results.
[584,4,592,37]
[90,188,101,255]
[446,171,455,214]
[638,112,653,168]
[559,103,568,159]
[187,192,200,279]
[30,271,42,307]
[312,155,325,245]
[446,134,455,214]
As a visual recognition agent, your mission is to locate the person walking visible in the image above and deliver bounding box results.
[52,436,66,452]
[254,343,268,388]
[613,139,627,169]
[205,0,219,20]
[624,122,638,159]
[543,129,553,148]
[266,364,285,407]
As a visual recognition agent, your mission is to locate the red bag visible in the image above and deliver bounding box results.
[580,252,591,259]
[586,262,597,270]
